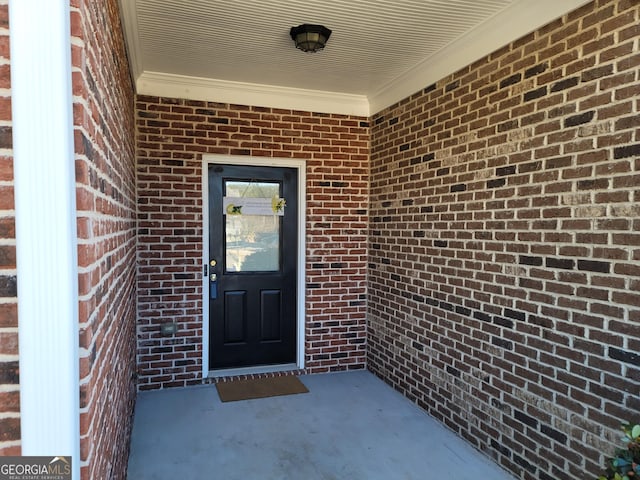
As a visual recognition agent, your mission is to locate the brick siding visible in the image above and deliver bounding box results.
[368,1,639,479]
[0,0,19,457]
[72,1,137,479]
[136,100,369,389]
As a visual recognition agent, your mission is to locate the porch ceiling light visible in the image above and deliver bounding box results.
[290,24,332,53]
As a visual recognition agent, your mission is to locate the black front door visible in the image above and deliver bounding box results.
[208,164,298,369]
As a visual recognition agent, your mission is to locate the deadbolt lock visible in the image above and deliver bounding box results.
[210,260,217,267]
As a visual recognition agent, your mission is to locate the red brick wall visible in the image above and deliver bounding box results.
[0,0,19,456]
[72,1,137,478]
[368,1,639,479]
[136,99,369,389]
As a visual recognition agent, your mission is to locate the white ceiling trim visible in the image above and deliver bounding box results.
[368,0,593,113]
[124,0,592,117]
[119,0,143,81]
[136,71,370,116]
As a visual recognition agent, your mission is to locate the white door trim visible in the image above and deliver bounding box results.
[201,155,306,377]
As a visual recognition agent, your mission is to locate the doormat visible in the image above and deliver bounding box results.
[215,375,309,402]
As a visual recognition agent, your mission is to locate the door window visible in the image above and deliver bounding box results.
[224,181,280,272]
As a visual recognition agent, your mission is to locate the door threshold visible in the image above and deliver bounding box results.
[208,363,300,378]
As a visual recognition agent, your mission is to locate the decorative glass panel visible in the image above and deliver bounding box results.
[225,181,280,272]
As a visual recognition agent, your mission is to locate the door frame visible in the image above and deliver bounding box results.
[201,155,306,377]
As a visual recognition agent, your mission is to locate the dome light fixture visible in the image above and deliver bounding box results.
[290,24,332,53]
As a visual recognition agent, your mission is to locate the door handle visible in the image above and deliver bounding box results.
[209,272,218,299]
[209,260,218,299]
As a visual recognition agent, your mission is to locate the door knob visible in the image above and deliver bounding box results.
[210,273,217,282]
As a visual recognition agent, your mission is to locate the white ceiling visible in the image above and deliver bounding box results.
[119,0,591,116]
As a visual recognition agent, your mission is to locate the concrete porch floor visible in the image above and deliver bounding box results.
[127,370,515,479]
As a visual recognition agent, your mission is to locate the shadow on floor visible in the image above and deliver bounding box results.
[127,370,515,479]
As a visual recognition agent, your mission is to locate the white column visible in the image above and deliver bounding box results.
[9,1,80,478]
